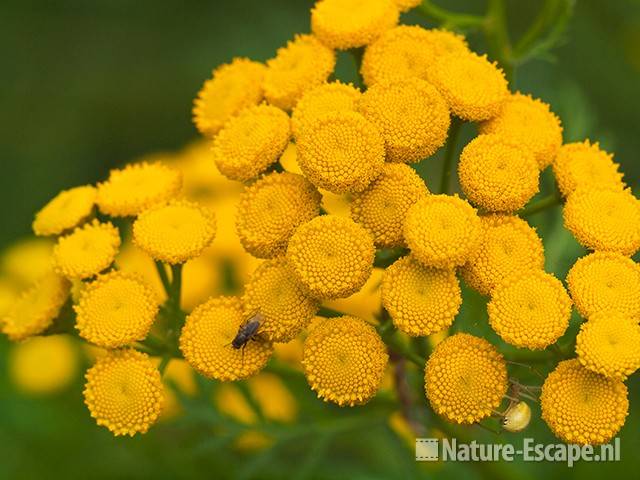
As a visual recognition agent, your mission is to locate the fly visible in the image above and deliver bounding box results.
[231,312,263,349]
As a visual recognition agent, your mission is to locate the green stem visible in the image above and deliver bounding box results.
[483,0,514,84]
[384,332,425,368]
[349,48,365,88]
[418,1,485,29]
[170,264,183,310]
[154,261,171,297]
[373,247,408,269]
[519,193,562,217]
[158,355,171,375]
[317,305,345,318]
[439,117,463,194]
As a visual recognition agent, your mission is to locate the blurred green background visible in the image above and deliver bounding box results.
[1,0,639,479]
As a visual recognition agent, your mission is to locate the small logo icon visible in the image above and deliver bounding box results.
[416,438,439,461]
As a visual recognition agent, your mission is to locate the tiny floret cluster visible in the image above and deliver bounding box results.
[236,172,321,259]
[425,333,508,424]
[302,316,388,406]
[541,359,628,445]
[286,215,375,299]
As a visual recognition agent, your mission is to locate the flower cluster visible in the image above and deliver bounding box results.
[3,0,639,448]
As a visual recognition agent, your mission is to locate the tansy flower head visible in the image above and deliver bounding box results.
[461,215,544,296]
[404,194,482,268]
[1,238,53,286]
[74,271,159,348]
[242,258,318,343]
[291,81,361,139]
[263,34,336,110]
[488,271,572,350]
[427,51,508,121]
[479,92,563,169]
[2,272,69,341]
[541,359,628,445]
[302,315,388,406]
[361,25,468,86]
[53,220,120,279]
[552,140,625,197]
[576,311,640,380]
[9,335,77,394]
[83,349,163,436]
[563,188,640,256]
[33,185,96,236]
[567,252,640,319]
[381,255,461,336]
[192,58,266,137]
[358,77,450,163]
[296,111,385,194]
[286,215,375,299]
[458,134,539,212]
[96,162,182,217]
[311,0,399,50]
[212,104,291,181]
[179,296,273,381]
[133,200,216,264]
[350,163,428,248]
[236,172,321,259]
[425,333,507,424]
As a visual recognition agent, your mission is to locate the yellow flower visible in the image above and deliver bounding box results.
[488,271,572,349]
[576,311,640,380]
[404,194,482,268]
[9,335,78,395]
[160,358,197,420]
[552,140,625,197]
[53,220,120,279]
[32,185,96,236]
[361,25,468,86]
[567,252,640,319]
[263,34,336,110]
[133,200,216,264]
[392,0,422,12]
[350,163,428,248]
[563,188,640,256]
[311,0,399,50]
[302,315,388,406]
[458,134,539,212]
[236,172,321,259]
[2,272,69,341]
[74,271,159,348]
[286,215,375,299]
[461,215,545,296]
[291,81,361,138]
[212,104,291,181]
[242,258,318,343]
[541,359,628,445]
[479,92,563,169]
[296,111,385,193]
[192,58,266,137]
[325,268,383,323]
[83,349,164,436]
[358,78,450,163]
[179,296,273,381]
[1,238,53,287]
[381,255,460,336]
[96,162,182,217]
[0,280,17,318]
[216,373,298,425]
[427,51,508,121]
[425,333,507,424]
[248,373,299,422]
